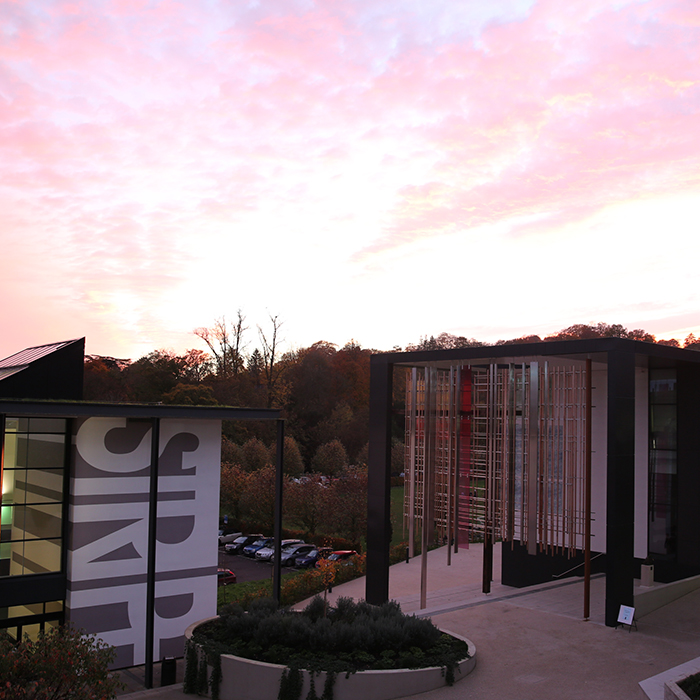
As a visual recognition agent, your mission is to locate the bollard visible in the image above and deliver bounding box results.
[161,657,176,687]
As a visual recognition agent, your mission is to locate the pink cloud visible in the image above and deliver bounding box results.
[349,0,700,257]
[1,0,699,358]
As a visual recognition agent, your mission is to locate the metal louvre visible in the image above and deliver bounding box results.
[404,361,589,558]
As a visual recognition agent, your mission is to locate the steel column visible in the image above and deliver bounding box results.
[528,362,539,555]
[145,417,160,689]
[272,419,285,604]
[605,349,636,627]
[366,357,394,605]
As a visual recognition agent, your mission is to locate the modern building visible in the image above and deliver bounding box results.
[0,339,281,673]
[365,338,700,626]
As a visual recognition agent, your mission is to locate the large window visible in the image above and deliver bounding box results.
[649,370,677,558]
[1,417,68,577]
[0,601,63,641]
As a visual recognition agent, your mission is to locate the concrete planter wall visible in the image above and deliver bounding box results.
[185,619,476,700]
[665,673,700,700]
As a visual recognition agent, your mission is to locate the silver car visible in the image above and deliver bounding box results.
[255,539,304,561]
[280,543,316,567]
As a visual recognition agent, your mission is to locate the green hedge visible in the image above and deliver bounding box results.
[219,545,413,612]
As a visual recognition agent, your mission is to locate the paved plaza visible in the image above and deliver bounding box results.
[119,543,700,700]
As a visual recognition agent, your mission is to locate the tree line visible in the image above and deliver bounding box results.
[84,316,697,543]
[85,316,698,472]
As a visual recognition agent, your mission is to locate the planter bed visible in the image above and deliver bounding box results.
[184,597,476,700]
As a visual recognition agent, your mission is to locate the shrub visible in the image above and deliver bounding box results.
[680,672,700,700]
[218,555,368,613]
[192,596,469,677]
[0,626,123,700]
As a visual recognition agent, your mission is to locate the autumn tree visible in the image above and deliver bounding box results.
[406,333,484,351]
[242,437,271,472]
[545,322,636,342]
[286,476,326,535]
[314,402,354,450]
[495,335,543,345]
[124,350,186,402]
[312,440,348,478]
[285,343,337,420]
[221,436,244,466]
[628,329,656,342]
[268,435,304,477]
[219,463,248,524]
[179,348,213,382]
[162,383,218,405]
[323,466,367,548]
[247,348,265,388]
[684,333,700,350]
[238,465,277,532]
[83,355,130,401]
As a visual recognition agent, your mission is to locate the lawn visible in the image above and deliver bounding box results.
[391,485,406,546]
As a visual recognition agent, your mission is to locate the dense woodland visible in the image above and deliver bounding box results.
[84,317,699,542]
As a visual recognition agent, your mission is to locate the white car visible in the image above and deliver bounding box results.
[218,530,242,547]
[255,539,304,561]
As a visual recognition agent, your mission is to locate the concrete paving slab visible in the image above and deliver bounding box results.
[118,543,700,700]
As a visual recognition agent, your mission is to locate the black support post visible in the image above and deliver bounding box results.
[605,350,636,627]
[677,365,700,574]
[145,418,160,688]
[272,419,284,605]
[366,357,393,605]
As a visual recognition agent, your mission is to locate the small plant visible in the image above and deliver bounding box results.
[183,639,199,693]
[278,666,303,700]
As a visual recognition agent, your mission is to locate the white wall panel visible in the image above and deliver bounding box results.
[66,417,221,668]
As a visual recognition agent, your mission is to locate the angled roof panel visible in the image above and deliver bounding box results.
[0,339,83,369]
[0,366,27,381]
[0,338,85,400]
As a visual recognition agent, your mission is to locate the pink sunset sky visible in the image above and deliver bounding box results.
[2,0,700,361]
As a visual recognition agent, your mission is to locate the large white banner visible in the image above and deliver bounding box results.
[66,417,221,668]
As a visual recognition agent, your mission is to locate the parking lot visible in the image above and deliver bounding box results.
[217,548,284,583]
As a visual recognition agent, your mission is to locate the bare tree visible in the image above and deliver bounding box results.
[258,313,285,408]
[194,311,248,379]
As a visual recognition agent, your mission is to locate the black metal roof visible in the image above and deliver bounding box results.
[0,339,84,369]
[371,337,700,368]
[0,399,281,421]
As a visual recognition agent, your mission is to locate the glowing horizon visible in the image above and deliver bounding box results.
[2,0,699,361]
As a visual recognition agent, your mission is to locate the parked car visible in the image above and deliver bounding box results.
[217,568,237,586]
[316,550,358,568]
[296,546,333,568]
[218,529,242,547]
[242,537,274,557]
[225,534,263,554]
[280,543,316,567]
[255,539,305,562]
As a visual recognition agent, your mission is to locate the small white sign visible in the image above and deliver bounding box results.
[618,605,635,625]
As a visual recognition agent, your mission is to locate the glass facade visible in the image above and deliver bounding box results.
[0,601,63,641]
[649,369,678,558]
[1,417,68,577]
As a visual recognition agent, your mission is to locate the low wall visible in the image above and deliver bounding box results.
[185,620,476,700]
[665,679,690,700]
[635,574,700,618]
